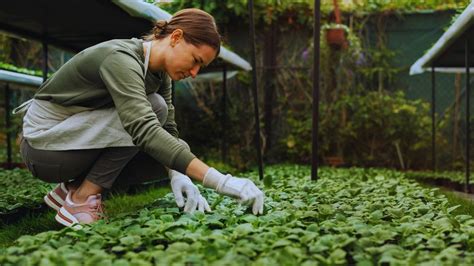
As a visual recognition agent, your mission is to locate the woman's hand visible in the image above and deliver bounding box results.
[169,170,211,213]
[203,168,264,215]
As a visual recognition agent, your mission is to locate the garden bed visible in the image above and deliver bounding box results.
[1,165,474,265]
[0,169,55,222]
[405,170,474,193]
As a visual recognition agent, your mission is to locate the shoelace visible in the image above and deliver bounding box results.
[90,202,108,221]
[95,203,108,220]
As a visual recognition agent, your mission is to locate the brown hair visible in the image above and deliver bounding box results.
[144,8,221,56]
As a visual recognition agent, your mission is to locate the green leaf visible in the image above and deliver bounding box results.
[160,214,175,223]
[264,174,273,187]
[427,238,445,250]
[234,223,254,236]
[432,218,454,233]
[329,248,347,264]
[119,235,141,246]
[272,239,293,248]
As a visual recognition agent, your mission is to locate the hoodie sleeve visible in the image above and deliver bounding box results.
[99,50,196,173]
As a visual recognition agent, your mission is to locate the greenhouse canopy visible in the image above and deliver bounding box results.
[409,1,473,193]
[410,1,474,74]
[113,0,251,71]
[0,0,250,72]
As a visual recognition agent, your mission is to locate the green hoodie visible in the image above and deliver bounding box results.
[33,38,195,173]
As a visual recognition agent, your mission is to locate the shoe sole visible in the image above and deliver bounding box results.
[44,192,63,212]
[55,207,83,230]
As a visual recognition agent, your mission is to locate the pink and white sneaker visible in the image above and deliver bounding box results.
[55,192,106,229]
[44,183,71,211]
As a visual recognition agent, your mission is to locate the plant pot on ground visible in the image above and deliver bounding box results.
[324,156,345,167]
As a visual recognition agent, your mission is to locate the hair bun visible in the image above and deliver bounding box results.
[152,20,168,38]
[155,20,168,31]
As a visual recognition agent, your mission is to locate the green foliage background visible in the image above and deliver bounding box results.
[168,2,461,171]
[0,0,471,171]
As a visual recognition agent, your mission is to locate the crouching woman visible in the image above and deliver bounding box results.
[15,8,264,228]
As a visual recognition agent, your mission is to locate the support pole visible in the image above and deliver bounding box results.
[42,41,48,82]
[5,84,11,169]
[248,0,264,180]
[263,22,277,155]
[431,66,436,172]
[465,38,471,193]
[221,64,228,163]
[312,0,321,181]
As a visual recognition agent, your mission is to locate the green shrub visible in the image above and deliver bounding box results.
[284,91,446,169]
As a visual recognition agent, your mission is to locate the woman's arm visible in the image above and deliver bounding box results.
[99,51,195,174]
[159,74,180,138]
[185,158,210,182]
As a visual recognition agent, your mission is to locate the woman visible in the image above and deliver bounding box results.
[15,8,264,228]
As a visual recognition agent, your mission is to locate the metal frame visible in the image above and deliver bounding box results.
[431,66,436,172]
[312,0,321,180]
[4,84,11,168]
[42,42,48,82]
[243,0,322,181]
[465,38,471,193]
[248,0,264,180]
[221,64,228,163]
[428,37,472,192]
[2,41,48,169]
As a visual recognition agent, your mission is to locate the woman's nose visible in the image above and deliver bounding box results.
[190,65,200,78]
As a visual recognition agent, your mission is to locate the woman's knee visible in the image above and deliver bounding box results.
[147,93,168,124]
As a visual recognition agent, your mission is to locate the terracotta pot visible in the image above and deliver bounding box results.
[326,28,347,50]
[325,156,345,167]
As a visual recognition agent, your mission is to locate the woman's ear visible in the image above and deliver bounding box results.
[170,29,184,47]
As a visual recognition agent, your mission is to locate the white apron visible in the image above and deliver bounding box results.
[13,41,153,151]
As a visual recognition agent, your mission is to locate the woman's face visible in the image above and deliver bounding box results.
[164,29,217,81]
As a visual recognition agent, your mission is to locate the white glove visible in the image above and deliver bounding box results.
[169,170,211,213]
[203,168,264,215]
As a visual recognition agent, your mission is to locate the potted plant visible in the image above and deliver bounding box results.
[325,156,346,167]
[326,25,347,49]
[325,0,347,50]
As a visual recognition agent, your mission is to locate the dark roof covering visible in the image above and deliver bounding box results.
[0,0,251,72]
[410,2,474,74]
[0,0,152,52]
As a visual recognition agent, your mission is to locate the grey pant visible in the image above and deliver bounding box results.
[20,93,187,190]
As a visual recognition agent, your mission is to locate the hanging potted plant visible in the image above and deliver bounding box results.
[325,0,348,50]
[326,25,347,49]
